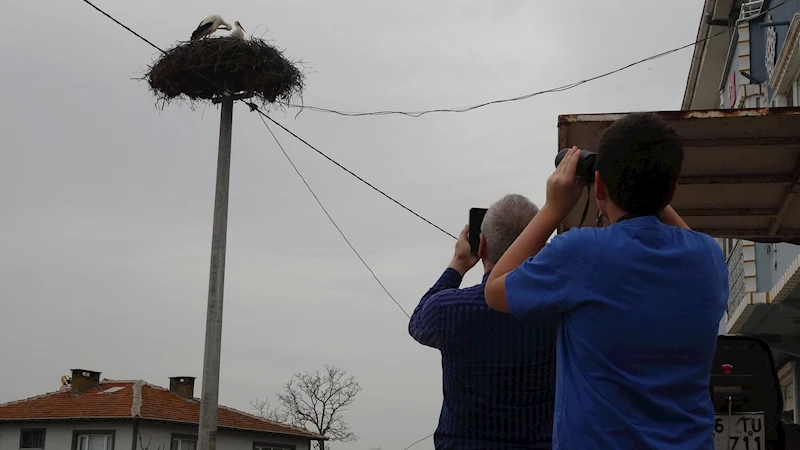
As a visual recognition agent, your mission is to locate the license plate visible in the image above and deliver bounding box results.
[713,413,766,450]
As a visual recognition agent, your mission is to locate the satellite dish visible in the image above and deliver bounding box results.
[61,375,71,386]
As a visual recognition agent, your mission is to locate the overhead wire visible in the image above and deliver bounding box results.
[248,105,458,240]
[258,113,411,318]
[77,0,789,241]
[284,0,790,118]
[79,0,455,241]
[401,432,435,450]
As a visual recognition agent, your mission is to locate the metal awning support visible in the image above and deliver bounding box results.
[768,163,800,235]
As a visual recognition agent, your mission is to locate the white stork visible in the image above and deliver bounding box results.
[190,14,232,41]
[230,21,245,39]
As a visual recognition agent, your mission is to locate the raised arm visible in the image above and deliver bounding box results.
[485,147,585,313]
[409,225,479,348]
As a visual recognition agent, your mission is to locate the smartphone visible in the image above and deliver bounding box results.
[468,208,488,254]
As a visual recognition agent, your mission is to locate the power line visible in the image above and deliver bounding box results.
[249,105,458,240]
[258,113,411,319]
[82,0,789,123]
[77,0,789,240]
[80,0,456,241]
[284,1,790,118]
[401,432,435,450]
[81,0,164,53]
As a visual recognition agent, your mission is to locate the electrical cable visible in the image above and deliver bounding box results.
[80,0,456,241]
[258,113,411,319]
[285,0,791,118]
[579,185,591,227]
[249,105,458,240]
[400,432,435,450]
[78,0,788,239]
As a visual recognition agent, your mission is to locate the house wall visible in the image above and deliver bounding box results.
[136,421,311,450]
[751,0,800,104]
[755,243,800,291]
[0,420,312,450]
[0,420,133,450]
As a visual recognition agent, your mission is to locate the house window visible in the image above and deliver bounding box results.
[254,444,294,450]
[171,434,198,450]
[20,428,46,448]
[790,74,799,107]
[74,432,114,450]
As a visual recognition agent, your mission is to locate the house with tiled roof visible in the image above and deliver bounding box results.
[0,369,324,450]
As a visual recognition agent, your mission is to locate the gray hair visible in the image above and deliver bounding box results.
[481,194,539,264]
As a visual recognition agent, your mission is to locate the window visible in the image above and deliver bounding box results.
[74,431,114,450]
[171,434,198,450]
[790,75,799,107]
[20,428,46,448]
[253,443,295,450]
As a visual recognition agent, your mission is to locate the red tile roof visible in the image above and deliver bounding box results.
[0,380,322,440]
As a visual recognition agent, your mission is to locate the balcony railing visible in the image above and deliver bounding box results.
[739,0,765,22]
[727,239,746,319]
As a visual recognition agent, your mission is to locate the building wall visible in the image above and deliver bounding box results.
[755,243,800,291]
[0,420,133,450]
[0,420,312,450]
[752,0,800,104]
[747,0,800,84]
[136,421,312,450]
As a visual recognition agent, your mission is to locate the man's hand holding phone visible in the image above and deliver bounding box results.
[449,225,480,277]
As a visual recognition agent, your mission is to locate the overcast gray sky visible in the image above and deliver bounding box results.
[1,1,702,448]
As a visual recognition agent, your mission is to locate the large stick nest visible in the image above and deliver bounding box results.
[146,37,304,108]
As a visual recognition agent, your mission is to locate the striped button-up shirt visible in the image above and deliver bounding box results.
[409,268,558,450]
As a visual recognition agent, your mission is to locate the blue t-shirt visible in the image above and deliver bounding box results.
[505,216,728,450]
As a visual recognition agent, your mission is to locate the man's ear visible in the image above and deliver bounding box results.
[594,171,607,202]
[668,183,678,204]
[478,234,487,259]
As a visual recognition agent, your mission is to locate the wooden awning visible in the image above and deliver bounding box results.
[557,107,800,244]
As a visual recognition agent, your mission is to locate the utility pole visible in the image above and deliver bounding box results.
[138,25,299,449]
[197,93,241,450]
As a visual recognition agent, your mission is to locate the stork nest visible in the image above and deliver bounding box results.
[146,37,304,108]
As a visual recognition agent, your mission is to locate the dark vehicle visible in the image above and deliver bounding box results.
[711,335,800,450]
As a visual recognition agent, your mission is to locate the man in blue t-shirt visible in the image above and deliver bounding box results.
[484,112,728,450]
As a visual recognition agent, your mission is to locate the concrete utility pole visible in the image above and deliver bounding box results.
[197,94,236,450]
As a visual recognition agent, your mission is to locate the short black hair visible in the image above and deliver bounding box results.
[596,112,684,215]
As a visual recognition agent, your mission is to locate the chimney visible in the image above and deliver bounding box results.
[70,369,101,394]
[169,376,195,399]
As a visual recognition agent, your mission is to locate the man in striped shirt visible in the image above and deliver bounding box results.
[409,194,557,450]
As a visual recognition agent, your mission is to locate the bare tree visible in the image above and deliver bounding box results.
[250,397,289,423]
[277,365,362,450]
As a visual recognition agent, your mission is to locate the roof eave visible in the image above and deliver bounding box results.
[683,0,718,110]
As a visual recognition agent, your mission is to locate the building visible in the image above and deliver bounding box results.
[0,369,324,450]
[682,0,800,424]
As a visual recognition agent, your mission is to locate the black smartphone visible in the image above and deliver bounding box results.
[468,208,488,254]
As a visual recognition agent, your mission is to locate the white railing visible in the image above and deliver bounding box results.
[727,240,746,320]
[739,0,765,22]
